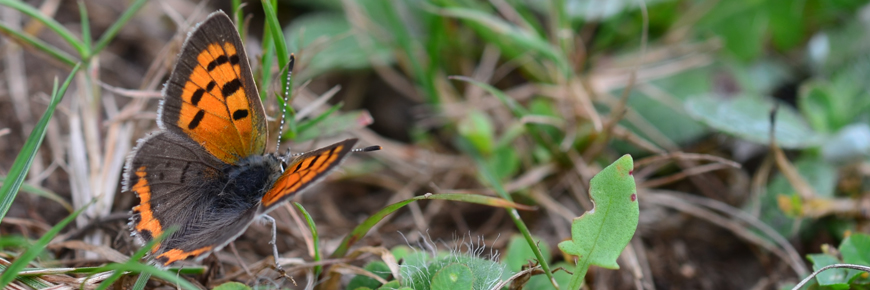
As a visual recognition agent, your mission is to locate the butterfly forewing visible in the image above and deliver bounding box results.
[161,12,267,164]
[259,139,358,211]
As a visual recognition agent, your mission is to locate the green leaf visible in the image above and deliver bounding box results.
[840,233,870,267]
[558,155,637,290]
[430,263,474,290]
[684,95,823,149]
[822,124,870,163]
[213,282,253,290]
[505,234,551,273]
[377,280,404,290]
[806,254,851,289]
[458,110,495,156]
[348,261,391,289]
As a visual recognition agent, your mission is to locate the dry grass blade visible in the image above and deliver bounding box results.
[645,190,808,276]
[328,263,389,284]
[640,163,735,188]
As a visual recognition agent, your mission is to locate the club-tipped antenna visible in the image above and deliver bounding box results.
[353,145,382,153]
[276,54,296,161]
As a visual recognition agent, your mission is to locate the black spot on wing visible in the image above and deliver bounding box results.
[188,110,205,130]
[191,89,205,106]
[232,109,248,120]
[207,55,229,71]
[206,81,216,92]
[221,79,242,98]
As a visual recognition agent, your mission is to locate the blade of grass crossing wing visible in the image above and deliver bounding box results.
[457,137,558,288]
[294,203,322,277]
[0,22,78,66]
[0,200,90,288]
[90,0,147,57]
[0,0,86,56]
[330,193,531,258]
[0,64,82,222]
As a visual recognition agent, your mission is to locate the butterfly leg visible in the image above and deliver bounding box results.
[262,215,288,277]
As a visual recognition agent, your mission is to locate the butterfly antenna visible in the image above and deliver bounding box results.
[276,54,296,161]
[353,145,382,152]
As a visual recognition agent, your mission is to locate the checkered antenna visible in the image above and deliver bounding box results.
[276,54,295,161]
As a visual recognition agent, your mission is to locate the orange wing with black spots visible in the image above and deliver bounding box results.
[161,12,266,164]
[259,139,358,212]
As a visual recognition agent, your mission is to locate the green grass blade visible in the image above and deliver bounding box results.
[0,176,73,212]
[330,193,532,258]
[90,0,147,57]
[77,0,91,53]
[294,102,342,135]
[0,0,86,56]
[261,0,289,96]
[0,22,78,66]
[0,63,82,222]
[131,273,150,290]
[0,200,91,288]
[294,202,322,277]
[231,0,243,36]
[457,137,558,288]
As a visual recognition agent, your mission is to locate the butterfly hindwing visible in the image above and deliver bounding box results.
[125,131,262,266]
[161,12,267,164]
[259,139,358,212]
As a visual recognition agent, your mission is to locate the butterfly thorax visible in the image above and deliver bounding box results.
[216,154,283,210]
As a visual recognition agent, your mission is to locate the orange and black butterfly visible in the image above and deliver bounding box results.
[123,11,374,266]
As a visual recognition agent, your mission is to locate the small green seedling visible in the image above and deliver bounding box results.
[558,155,638,289]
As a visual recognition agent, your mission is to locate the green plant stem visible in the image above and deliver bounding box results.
[459,137,559,289]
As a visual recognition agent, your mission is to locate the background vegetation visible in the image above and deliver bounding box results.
[1,0,870,289]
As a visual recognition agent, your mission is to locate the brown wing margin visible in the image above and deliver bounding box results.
[259,139,359,212]
[161,11,267,164]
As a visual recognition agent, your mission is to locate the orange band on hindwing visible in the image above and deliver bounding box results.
[131,166,163,253]
[156,246,214,266]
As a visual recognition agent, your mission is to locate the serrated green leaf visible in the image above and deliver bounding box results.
[430,263,474,290]
[558,155,637,290]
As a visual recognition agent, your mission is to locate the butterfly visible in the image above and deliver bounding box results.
[122,11,376,266]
